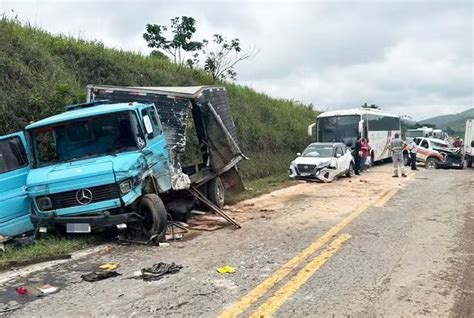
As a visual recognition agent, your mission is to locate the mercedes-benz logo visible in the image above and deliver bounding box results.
[76,189,93,205]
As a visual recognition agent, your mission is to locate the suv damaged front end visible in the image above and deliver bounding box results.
[289,160,338,183]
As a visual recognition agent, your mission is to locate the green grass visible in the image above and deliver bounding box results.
[226,172,297,204]
[0,237,97,271]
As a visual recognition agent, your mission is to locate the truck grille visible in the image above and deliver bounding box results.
[48,184,120,210]
[297,164,316,174]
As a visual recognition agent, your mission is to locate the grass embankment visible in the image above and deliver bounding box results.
[0,18,318,265]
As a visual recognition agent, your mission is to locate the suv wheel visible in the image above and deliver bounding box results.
[425,157,439,170]
[346,162,354,177]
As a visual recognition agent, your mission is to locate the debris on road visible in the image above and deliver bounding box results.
[216,265,236,274]
[99,263,119,271]
[15,286,28,296]
[139,262,183,281]
[81,271,121,282]
[36,284,59,295]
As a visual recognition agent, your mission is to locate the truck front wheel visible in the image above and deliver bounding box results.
[138,194,168,238]
[208,177,225,208]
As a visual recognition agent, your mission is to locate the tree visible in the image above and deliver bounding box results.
[201,34,257,80]
[143,16,203,65]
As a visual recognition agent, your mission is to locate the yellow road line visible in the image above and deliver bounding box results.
[218,195,381,318]
[249,234,352,318]
[373,189,398,207]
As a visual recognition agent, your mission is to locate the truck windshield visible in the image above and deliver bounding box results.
[317,115,360,147]
[302,144,334,158]
[0,137,28,173]
[30,111,142,167]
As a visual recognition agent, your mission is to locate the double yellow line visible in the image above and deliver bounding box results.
[219,185,405,318]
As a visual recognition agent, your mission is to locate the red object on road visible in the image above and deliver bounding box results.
[16,286,28,296]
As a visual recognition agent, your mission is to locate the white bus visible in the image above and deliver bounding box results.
[308,108,401,162]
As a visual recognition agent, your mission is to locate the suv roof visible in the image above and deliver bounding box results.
[308,142,345,148]
[26,102,152,130]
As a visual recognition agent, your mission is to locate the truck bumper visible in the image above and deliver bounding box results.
[31,212,140,230]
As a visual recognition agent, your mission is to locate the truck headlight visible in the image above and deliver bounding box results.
[36,196,52,211]
[119,180,133,194]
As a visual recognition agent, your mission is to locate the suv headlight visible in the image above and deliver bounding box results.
[119,179,133,194]
[36,196,52,211]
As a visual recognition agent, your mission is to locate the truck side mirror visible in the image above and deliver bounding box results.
[143,115,153,136]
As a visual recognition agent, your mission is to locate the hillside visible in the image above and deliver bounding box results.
[0,18,318,181]
[420,108,474,135]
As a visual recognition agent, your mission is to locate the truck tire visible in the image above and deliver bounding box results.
[467,156,473,168]
[137,194,167,238]
[208,177,225,208]
[425,157,439,170]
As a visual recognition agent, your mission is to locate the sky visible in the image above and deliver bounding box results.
[1,0,472,120]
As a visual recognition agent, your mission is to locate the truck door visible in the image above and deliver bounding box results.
[0,132,34,237]
[140,107,172,192]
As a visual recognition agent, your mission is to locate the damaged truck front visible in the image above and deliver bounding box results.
[26,86,244,237]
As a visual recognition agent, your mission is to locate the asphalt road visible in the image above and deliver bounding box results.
[1,166,473,317]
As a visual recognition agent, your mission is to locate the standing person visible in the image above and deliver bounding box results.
[365,138,372,172]
[360,138,369,172]
[389,133,406,178]
[353,137,362,175]
[409,139,418,171]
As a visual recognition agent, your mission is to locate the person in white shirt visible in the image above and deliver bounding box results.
[409,140,418,171]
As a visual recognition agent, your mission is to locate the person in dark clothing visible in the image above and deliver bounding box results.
[353,137,362,175]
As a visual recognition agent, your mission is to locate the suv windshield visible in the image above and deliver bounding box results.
[302,145,334,157]
[30,111,142,167]
[0,136,28,174]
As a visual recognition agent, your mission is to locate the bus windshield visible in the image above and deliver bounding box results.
[317,115,360,147]
[407,130,424,138]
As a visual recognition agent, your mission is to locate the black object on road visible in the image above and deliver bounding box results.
[140,262,183,281]
[81,271,121,282]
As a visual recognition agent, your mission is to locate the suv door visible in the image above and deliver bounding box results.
[417,138,430,161]
[0,132,34,237]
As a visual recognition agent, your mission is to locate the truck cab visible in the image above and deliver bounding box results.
[0,132,34,237]
[26,101,172,235]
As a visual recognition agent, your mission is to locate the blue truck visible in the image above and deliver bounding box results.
[0,85,244,238]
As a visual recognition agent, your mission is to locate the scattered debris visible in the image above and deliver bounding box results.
[139,262,183,281]
[360,179,368,183]
[188,187,241,229]
[99,263,119,271]
[259,208,274,212]
[15,286,28,296]
[190,210,206,215]
[36,284,59,295]
[81,271,121,282]
[216,265,236,274]
[159,242,170,247]
[189,224,225,231]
